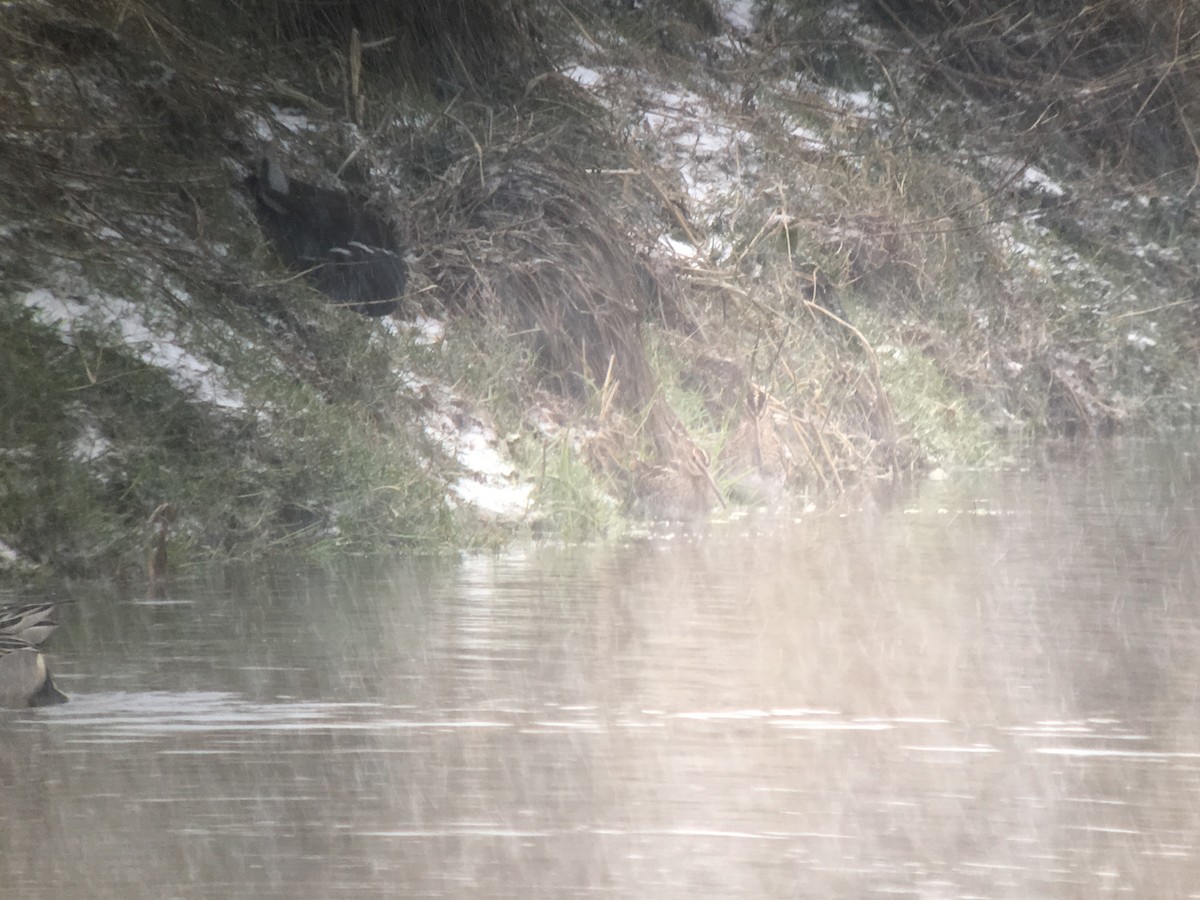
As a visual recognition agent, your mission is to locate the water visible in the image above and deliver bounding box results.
[4,441,1200,898]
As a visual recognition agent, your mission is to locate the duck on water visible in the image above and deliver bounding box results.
[0,601,68,708]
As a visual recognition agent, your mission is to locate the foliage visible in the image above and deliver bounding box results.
[3,0,1200,580]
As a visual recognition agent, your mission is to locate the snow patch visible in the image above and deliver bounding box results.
[244,106,317,144]
[382,315,444,346]
[789,124,828,152]
[658,234,700,259]
[640,87,757,212]
[721,0,757,33]
[561,64,604,88]
[1020,164,1065,198]
[269,105,316,134]
[823,84,892,120]
[72,422,112,464]
[423,393,533,521]
[411,315,445,346]
[983,155,1066,200]
[0,539,27,568]
[21,284,247,410]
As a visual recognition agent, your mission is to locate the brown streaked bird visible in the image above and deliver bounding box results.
[244,156,406,318]
[147,502,177,601]
[633,444,726,522]
[0,635,68,707]
[721,384,790,502]
[0,600,66,645]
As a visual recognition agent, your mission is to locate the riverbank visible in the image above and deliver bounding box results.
[3,0,1198,582]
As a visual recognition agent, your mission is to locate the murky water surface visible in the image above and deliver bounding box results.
[4,442,1200,898]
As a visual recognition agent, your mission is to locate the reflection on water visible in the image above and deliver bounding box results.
[4,441,1200,898]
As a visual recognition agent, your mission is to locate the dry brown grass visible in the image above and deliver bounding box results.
[5,0,1199,571]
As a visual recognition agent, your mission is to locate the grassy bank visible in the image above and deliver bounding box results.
[2,0,1199,582]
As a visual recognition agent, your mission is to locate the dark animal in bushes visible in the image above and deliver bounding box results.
[245,157,406,317]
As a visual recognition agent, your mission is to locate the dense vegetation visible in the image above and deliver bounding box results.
[2,0,1199,581]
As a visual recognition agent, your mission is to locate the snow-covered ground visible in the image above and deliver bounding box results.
[20,279,247,410]
[20,273,536,522]
[421,387,533,521]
